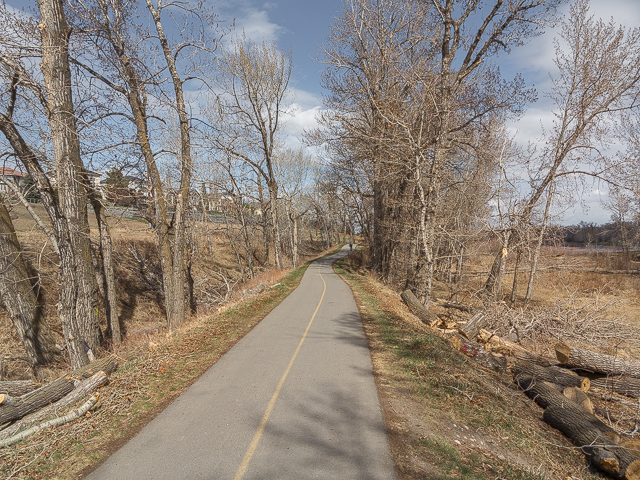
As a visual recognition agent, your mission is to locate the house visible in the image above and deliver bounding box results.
[0,167,25,194]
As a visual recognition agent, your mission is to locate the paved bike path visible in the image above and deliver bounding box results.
[87,246,396,479]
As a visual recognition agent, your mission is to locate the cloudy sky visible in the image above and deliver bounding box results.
[5,0,640,224]
[215,0,640,225]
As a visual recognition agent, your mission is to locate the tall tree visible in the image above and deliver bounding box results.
[484,0,640,297]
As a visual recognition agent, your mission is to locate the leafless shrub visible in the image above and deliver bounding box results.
[485,291,640,354]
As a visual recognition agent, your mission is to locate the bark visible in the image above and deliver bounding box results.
[556,343,640,378]
[37,0,101,368]
[0,380,39,397]
[0,355,116,425]
[401,289,438,324]
[460,312,488,340]
[591,376,640,399]
[512,361,591,392]
[0,201,58,365]
[543,405,640,480]
[0,371,107,440]
[515,375,619,442]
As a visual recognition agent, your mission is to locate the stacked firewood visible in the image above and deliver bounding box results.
[400,290,640,479]
[0,356,117,447]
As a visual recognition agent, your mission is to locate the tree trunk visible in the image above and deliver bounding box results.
[591,376,640,399]
[0,380,40,397]
[512,362,590,392]
[484,229,511,297]
[515,375,619,441]
[525,181,554,306]
[401,289,438,324]
[0,355,117,425]
[543,405,640,480]
[556,343,640,378]
[0,201,57,366]
[510,248,521,304]
[38,0,101,368]
[460,312,488,341]
[88,195,120,344]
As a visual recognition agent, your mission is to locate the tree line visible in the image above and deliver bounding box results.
[309,0,640,307]
[0,0,353,371]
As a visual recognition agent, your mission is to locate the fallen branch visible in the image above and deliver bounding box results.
[0,395,98,448]
[556,343,640,378]
[0,356,116,425]
[0,371,107,440]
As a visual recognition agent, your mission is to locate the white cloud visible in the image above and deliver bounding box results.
[233,9,287,43]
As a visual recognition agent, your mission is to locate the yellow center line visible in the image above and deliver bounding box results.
[233,272,327,480]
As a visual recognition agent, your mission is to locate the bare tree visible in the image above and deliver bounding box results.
[484,0,640,298]
[207,38,292,269]
[69,0,218,330]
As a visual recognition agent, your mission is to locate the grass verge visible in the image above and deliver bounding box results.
[334,251,601,480]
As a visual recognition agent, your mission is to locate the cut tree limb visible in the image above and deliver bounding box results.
[0,356,116,425]
[401,289,438,324]
[515,375,619,443]
[512,361,590,392]
[0,395,98,448]
[0,380,40,396]
[556,343,640,378]
[0,371,107,440]
[592,376,640,399]
[460,312,488,340]
[543,404,640,480]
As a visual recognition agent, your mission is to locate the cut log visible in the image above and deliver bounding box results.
[563,387,594,414]
[0,395,98,448]
[515,375,619,442]
[460,312,488,340]
[512,362,590,392]
[451,335,507,372]
[401,289,439,324]
[0,380,40,396]
[591,376,640,399]
[0,371,108,440]
[556,343,640,378]
[514,349,554,367]
[0,356,116,425]
[543,405,640,480]
[620,439,640,458]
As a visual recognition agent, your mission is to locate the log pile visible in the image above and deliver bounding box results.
[0,356,117,447]
[399,291,640,478]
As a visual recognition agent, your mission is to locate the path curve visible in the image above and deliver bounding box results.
[87,246,396,479]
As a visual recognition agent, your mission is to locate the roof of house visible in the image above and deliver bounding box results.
[0,168,25,177]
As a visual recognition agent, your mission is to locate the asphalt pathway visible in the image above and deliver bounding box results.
[87,246,396,479]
